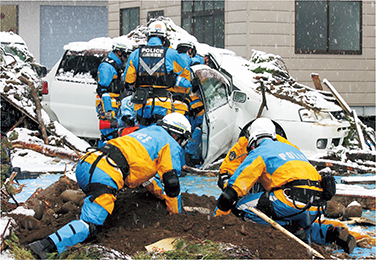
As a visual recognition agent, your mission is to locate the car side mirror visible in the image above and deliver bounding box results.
[232,90,247,103]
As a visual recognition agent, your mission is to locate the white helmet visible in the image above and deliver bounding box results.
[147,21,167,38]
[112,42,131,57]
[247,118,276,151]
[177,41,197,57]
[159,112,191,147]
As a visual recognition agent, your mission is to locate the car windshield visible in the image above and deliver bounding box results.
[56,50,109,83]
[1,43,29,61]
[196,68,229,112]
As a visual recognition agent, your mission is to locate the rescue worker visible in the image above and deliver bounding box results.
[117,95,139,136]
[218,120,299,191]
[176,41,205,166]
[28,112,191,258]
[214,118,356,254]
[96,43,131,146]
[124,20,192,127]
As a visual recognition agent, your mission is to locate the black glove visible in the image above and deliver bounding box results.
[110,118,118,128]
[217,172,230,191]
[121,115,135,127]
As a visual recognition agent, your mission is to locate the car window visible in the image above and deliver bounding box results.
[196,68,229,112]
[1,43,29,61]
[56,50,108,83]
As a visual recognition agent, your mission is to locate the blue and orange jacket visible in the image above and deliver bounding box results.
[219,135,299,177]
[124,37,192,94]
[96,51,124,124]
[225,138,323,210]
[98,51,123,89]
[81,125,185,213]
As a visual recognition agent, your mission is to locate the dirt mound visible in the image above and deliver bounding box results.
[9,176,331,259]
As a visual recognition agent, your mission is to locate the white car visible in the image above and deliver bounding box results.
[42,40,350,167]
[42,39,114,142]
[192,52,350,167]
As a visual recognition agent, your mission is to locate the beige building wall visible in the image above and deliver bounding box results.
[108,0,375,116]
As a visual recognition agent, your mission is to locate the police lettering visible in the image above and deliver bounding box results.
[141,47,164,58]
[278,152,307,161]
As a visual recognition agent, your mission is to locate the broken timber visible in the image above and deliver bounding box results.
[18,75,49,144]
[311,73,323,90]
[1,92,86,153]
[323,79,375,150]
[11,140,82,161]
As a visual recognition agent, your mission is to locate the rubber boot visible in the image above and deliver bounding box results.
[28,237,57,259]
[326,226,356,254]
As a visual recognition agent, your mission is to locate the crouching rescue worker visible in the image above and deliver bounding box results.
[96,43,131,146]
[214,118,356,254]
[28,112,191,258]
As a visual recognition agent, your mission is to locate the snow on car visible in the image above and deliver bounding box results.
[41,17,350,168]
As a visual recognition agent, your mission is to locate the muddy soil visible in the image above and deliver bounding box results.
[9,176,331,259]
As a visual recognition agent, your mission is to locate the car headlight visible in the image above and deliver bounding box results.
[315,111,332,121]
[316,139,328,149]
[298,109,316,122]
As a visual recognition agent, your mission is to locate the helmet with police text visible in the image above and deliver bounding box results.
[177,41,197,57]
[247,118,276,151]
[147,21,168,38]
[159,112,192,147]
[112,42,131,58]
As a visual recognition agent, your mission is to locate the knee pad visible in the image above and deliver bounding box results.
[163,170,180,197]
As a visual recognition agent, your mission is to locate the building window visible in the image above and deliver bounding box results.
[0,5,18,33]
[120,7,139,35]
[295,0,362,54]
[181,0,224,48]
[147,10,164,22]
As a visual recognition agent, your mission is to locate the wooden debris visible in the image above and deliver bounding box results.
[248,207,325,259]
[311,73,323,90]
[183,206,211,215]
[183,165,218,177]
[323,79,374,150]
[11,140,82,161]
[18,75,49,144]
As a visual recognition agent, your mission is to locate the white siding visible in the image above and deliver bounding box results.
[108,0,375,115]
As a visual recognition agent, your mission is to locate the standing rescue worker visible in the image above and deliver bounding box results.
[96,43,131,146]
[176,41,205,166]
[28,113,191,258]
[124,20,192,127]
[214,118,356,254]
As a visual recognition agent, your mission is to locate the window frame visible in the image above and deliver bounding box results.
[120,7,140,36]
[295,0,362,55]
[181,0,224,48]
[147,10,164,21]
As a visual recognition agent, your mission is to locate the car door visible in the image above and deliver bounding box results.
[50,52,102,138]
[193,66,237,167]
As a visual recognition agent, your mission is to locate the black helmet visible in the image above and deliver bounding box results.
[177,41,197,57]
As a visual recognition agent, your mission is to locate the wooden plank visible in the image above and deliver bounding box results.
[352,110,367,150]
[311,73,323,90]
[323,79,352,114]
[323,79,369,150]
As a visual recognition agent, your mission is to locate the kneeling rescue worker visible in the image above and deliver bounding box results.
[214,118,356,254]
[28,112,191,258]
